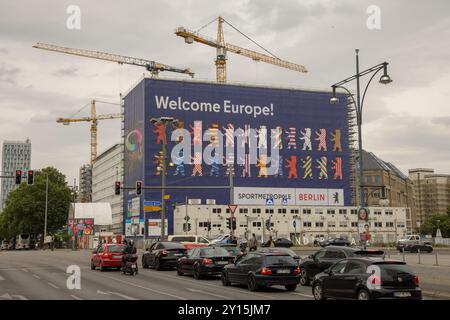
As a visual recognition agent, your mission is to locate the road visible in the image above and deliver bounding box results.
[0,250,314,300]
[0,249,448,300]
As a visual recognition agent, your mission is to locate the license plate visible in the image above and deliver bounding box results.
[217,261,229,265]
[174,253,183,256]
[113,256,122,259]
[277,269,291,274]
[394,292,411,297]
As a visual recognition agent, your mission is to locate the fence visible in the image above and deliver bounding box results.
[434,238,450,246]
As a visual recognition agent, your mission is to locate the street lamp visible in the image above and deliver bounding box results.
[330,49,392,208]
[150,116,179,241]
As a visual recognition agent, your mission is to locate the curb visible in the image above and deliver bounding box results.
[422,290,450,299]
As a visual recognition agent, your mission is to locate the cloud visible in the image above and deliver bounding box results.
[0,63,20,84]
[432,117,450,127]
[52,66,79,77]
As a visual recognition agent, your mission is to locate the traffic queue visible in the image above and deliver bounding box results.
[90,234,422,300]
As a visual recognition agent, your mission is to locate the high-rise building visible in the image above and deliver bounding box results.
[92,143,124,234]
[409,168,450,229]
[78,164,92,203]
[1,139,32,211]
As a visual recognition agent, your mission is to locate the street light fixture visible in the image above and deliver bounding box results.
[330,49,392,209]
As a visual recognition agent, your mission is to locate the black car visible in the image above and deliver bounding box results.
[396,241,433,253]
[261,238,293,248]
[257,247,301,264]
[312,257,422,300]
[299,246,384,286]
[221,252,301,291]
[176,246,234,279]
[142,241,187,270]
[319,238,350,247]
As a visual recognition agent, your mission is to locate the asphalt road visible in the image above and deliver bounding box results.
[0,249,448,300]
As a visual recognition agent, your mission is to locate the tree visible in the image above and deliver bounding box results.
[419,213,450,238]
[0,167,72,240]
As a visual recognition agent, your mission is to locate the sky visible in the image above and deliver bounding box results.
[1,0,449,185]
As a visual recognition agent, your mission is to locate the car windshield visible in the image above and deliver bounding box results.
[171,237,196,242]
[107,245,125,253]
[162,242,186,249]
[201,247,230,257]
[376,263,414,276]
[265,255,296,265]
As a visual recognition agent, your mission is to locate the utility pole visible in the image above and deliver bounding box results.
[44,174,49,241]
[161,137,167,240]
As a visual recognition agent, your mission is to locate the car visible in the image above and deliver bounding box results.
[257,247,301,264]
[261,238,293,248]
[223,246,244,259]
[209,234,230,245]
[221,252,301,292]
[168,235,210,250]
[142,241,187,270]
[91,244,126,271]
[311,257,422,300]
[1,240,10,250]
[299,246,384,286]
[319,237,350,247]
[397,240,433,253]
[176,246,235,279]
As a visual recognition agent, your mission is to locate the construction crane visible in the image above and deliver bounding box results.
[33,42,194,77]
[56,100,122,165]
[175,16,307,83]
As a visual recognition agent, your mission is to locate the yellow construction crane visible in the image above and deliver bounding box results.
[175,16,307,83]
[33,42,194,77]
[56,100,122,165]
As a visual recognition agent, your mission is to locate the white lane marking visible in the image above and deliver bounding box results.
[186,287,230,300]
[21,268,29,273]
[47,282,59,289]
[33,274,41,279]
[94,273,187,300]
[0,293,28,300]
[0,275,5,281]
[0,293,12,299]
[109,291,137,300]
[97,290,110,295]
[290,292,313,298]
[70,295,82,300]
[12,294,28,300]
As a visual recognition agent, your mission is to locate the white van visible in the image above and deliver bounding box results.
[168,235,210,250]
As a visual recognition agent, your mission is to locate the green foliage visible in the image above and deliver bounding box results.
[0,167,72,240]
[419,213,450,238]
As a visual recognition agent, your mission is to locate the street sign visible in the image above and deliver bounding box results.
[144,200,161,206]
[164,194,170,200]
[144,205,161,212]
[228,205,238,214]
[266,198,274,205]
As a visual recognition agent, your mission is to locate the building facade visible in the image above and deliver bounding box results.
[173,205,409,244]
[0,139,32,210]
[78,164,92,203]
[409,168,450,228]
[360,150,416,232]
[92,144,124,234]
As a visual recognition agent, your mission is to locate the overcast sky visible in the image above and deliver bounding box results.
[1,0,449,185]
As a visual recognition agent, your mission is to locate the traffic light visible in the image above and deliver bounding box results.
[27,170,34,185]
[115,181,121,195]
[136,180,142,195]
[265,219,271,231]
[15,170,22,185]
[231,217,237,230]
[187,223,191,232]
[226,217,231,229]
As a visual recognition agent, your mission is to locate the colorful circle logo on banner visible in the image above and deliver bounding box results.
[358,207,369,221]
[125,129,143,160]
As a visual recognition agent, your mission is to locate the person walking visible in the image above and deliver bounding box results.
[248,233,257,251]
[266,236,276,248]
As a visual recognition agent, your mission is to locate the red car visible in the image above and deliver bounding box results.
[91,244,126,271]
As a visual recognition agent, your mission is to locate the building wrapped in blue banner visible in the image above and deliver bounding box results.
[123,78,350,237]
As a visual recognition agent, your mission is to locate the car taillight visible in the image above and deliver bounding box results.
[413,276,419,286]
[293,267,301,275]
[161,250,168,256]
[259,267,272,275]
[203,258,213,265]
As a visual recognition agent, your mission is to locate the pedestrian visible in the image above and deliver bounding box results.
[248,233,257,251]
[266,236,275,248]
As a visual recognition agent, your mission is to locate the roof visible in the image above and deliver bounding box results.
[362,150,408,180]
[72,203,112,225]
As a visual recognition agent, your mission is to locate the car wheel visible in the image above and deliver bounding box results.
[411,247,418,253]
[357,289,370,300]
[428,247,433,253]
[142,257,149,269]
[300,269,310,286]
[247,275,259,292]
[155,258,162,271]
[285,284,297,291]
[312,283,325,300]
[177,264,184,276]
[90,261,96,270]
[221,272,231,286]
[193,265,202,280]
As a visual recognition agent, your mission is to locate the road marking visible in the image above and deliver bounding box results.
[94,273,188,300]
[70,295,82,300]
[186,287,230,299]
[47,282,59,289]
[33,274,41,279]
[0,293,28,300]
[109,291,137,300]
[21,268,29,273]
[290,292,313,298]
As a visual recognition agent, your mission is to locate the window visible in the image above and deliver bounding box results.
[345,261,366,274]
[265,209,274,214]
[324,249,345,260]
[252,208,261,214]
[350,209,358,215]
[212,208,222,214]
[386,222,394,228]
[327,209,335,215]
[315,210,323,215]
[315,222,324,227]
[374,222,382,228]
[330,260,348,274]
[303,209,311,214]
[328,222,336,228]
[374,211,382,215]
[290,209,299,214]
[252,222,262,227]
[226,209,230,213]
[303,222,312,227]
[278,208,287,214]
[385,210,393,216]
[339,209,347,215]
[339,222,348,228]
[351,222,358,227]
[239,208,249,214]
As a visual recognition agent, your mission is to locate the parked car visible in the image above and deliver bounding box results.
[142,241,187,270]
[257,247,301,264]
[1,240,10,250]
[299,246,384,286]
[397,240,433,253]
[91,244,126,271]
[176,246,234,279]
[168,235,210,250]
[398,235,431,245]
[319,237,350,247]
[312,257,422,300]
[221,252,301,291]
[261,238,293,248]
